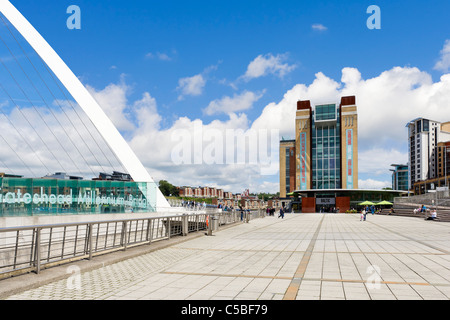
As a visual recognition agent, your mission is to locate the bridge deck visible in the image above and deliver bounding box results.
[1,213,450,300]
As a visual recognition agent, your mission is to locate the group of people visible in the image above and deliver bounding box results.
[265,207,285,218]
[217,203,234,212]
[239,205,251,221]
[266,207,276,216]
[360,205,376,221]
[413,204,428,214]
[182,200,206,209]
[413,204,438,220]
[319,207,340,213]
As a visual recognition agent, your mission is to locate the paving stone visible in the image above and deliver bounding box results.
[4,214,450,301]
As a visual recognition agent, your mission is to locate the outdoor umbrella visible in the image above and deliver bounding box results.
[358,201,375,206]
[376,200,393,205]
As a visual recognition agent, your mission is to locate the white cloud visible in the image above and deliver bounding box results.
[242,53,297,81]
[203,90,264,116]
[177,74,206,100]
[91,65,450,192]
[86,81,135,132]
[358,148,407,175]
[5,52,450,194]
[434,39,450,72]
[146,52,172,61]
[358,179,391,190]
[312,23,327,31]
[251,66,450,149]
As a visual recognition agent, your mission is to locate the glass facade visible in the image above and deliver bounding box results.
[311,104,341,189]
[0,177,157,217]
[391,165,409,191]
[315,104,337,121]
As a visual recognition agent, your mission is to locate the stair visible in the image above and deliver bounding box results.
[379,206,450,222]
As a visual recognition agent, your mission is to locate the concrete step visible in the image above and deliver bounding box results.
[379,208,450,222]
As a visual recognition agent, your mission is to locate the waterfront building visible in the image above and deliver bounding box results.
[280,96,358,198]
[407,118,450,194]
[279,139,296,198]
[390,164,409,191]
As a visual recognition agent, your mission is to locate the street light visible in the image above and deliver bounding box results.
[445,145,448,187]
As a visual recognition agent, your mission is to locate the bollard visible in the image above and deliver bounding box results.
[206,215,212,236]
[182,214,188,236]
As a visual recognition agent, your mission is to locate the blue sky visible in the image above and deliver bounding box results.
[3,0,450,193]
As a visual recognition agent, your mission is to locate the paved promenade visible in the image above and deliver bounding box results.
[2,213,450,300]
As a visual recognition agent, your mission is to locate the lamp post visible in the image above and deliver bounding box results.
[445,145,448,187]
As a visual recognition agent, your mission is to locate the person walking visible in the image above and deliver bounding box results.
[279,207,284,219]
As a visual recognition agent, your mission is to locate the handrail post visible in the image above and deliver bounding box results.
[167,217,171,239]
[34,228,41,274]
[146,219,152,244]
[122,221,128,251]
[88,223,93,260]
[207,214,212,236]
[182,214,188,236]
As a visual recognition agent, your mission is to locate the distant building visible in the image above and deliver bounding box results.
[279,95,359,197]
[194,187,203,197]
[0,173,23,178]
[179,187,194,197]
[279,139,296,198]
[43,172,83,180]
[97,171,132,181]
[390,164,409,191]
[437,141,450,182]
[406,118,450,194]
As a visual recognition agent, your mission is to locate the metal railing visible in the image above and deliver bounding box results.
[0,209,265,279]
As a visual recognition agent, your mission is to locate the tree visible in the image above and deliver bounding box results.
[257,192,278,201]
[158,180,179,197]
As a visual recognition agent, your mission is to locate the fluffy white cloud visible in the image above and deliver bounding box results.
[4,58,450,193]
[358,148,407,175]
[177,74,206,99]
[86,81,135,132]
[434,39,450,72]
[251,66,450,149]
[242,53,297,81]
[358,179,391,190]
[203,90,264,116]
[146,52,172,61]
[311,23,327,31]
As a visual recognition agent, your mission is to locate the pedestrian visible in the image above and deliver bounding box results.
[279,207,284,219]
[361,208,365,221]
[239,206,244,221]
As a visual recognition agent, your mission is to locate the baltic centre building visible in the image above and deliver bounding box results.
[280,96,405,212]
